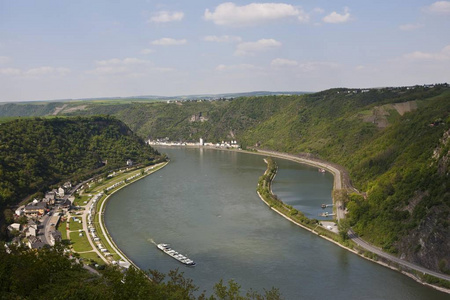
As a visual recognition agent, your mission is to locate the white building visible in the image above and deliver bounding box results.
[58,187,65,198]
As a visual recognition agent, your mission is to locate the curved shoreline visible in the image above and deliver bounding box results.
[97,147,450,294]
[256,152,450,294]
[91,162,169,270]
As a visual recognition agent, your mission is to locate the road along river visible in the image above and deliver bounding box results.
[104,147,447,300]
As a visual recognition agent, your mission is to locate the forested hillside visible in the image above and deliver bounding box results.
[0,84,449,272]
[0,244,279,299]
[0,116,162,214]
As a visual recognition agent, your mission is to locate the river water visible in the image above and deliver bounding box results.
[104,147,446,299]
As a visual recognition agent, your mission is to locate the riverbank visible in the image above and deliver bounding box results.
[255,152,450,294]
[80,161,169,270]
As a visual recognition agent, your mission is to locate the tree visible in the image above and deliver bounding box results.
[338,218,351,240]
[3,209,14,224]
[18,216,28,225]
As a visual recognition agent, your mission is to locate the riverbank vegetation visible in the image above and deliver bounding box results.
[257,158,354,246]
[0,243,282,299]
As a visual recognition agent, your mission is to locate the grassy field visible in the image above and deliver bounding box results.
[70,231,92,252]
[68,218,83,231]
[79,251,103,265]
[57,221,69,240]
[73,195,90,207]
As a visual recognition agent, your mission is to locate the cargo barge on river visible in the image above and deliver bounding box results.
[157,243,196,266]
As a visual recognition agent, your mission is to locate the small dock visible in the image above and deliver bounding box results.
[319,212,336,217]
[321,204,333,209]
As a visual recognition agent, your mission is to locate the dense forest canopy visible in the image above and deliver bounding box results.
[0,116,162,214]
[0,244,281,299]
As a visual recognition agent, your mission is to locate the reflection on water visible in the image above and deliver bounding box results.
[105,147,446,300]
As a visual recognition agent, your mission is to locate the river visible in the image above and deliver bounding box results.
[104,147,446,299]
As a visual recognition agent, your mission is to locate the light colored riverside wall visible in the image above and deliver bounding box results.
[96,162,169,270]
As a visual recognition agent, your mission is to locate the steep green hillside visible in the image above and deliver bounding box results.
[0,85,448,272]
[238,87,449,272]
[0,116,162,212]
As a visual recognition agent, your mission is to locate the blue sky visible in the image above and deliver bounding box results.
[0,1,449,101]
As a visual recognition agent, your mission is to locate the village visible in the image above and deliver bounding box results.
[147,137,241,149]
[7,181,76,250]
[5,160,165,270]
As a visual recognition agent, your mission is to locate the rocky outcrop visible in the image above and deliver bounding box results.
[396,205,450,274]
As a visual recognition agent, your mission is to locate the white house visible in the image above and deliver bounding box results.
[7,223,21,233]
[58,187,65,198]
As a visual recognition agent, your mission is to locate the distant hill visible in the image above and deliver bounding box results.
[0,91,309,107]
[0,116,162,220]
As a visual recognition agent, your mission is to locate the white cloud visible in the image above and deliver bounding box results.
[0,56,11,65]
[204,2,309,26]
[399,23,424,31]
[151,38,187,46]
[204,35,242,43]
[149,11,184,23]
[86,57,173,77]
[215,64,259,72]
[87,58,152,76]
[403,45,450,61]
[140,48,155,55]
[235,39,282,56]
[271,58,299,67]
[0,68,21,76]
[323,7,351,24]
[24,67,71,76]
[424,1,450,14]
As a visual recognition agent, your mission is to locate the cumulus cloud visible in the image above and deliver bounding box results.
[424,1,450,14]
[0,68,21,76]
[215,63,259,72]
[403,45,450,61]
[151,38,187,46]
[204,35,242,43]
[204,2,309,26]
[149,11,184,23]
[235,39,282,56]
[323,7,351,24]
[399,23,424,31]
[271,58,299,67]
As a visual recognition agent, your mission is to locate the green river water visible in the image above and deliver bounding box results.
[104,147,447,299]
